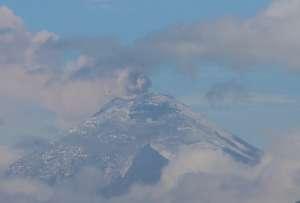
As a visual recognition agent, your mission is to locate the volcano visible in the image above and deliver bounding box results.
[8,93,261,197]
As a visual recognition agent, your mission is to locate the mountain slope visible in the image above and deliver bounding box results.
[8,93,262,196]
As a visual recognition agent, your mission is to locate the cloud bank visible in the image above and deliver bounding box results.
[0,130,300,203]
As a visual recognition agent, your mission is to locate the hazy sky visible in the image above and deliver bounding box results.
[0,0,299,147]
[2,1,300,203]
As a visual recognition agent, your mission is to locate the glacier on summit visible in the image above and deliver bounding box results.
[8,92,262,197]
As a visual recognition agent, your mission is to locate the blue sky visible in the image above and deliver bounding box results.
[3,0,271,40]
[0,0,299,147]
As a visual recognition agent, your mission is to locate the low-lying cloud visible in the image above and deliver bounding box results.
[1,131,300,203]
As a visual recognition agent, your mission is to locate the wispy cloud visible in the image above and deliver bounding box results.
[182,92,297,107]
[0,6,151,127]
[1,0,300,127]
[202,79,297,106]
[134,0,300,70]
[205,80,250,105]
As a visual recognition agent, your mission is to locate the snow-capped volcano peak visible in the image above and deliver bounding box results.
[8,92,261,197]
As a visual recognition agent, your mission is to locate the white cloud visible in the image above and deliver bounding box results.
[0,6,23,30]
[159,146,239,190]
[0,6,152,128]
[0,131,300,203]
[136,0,300,70]
[120,131,300,203]
[2,0,299,129]
[0,179,52,201]
[1,1,300,202]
